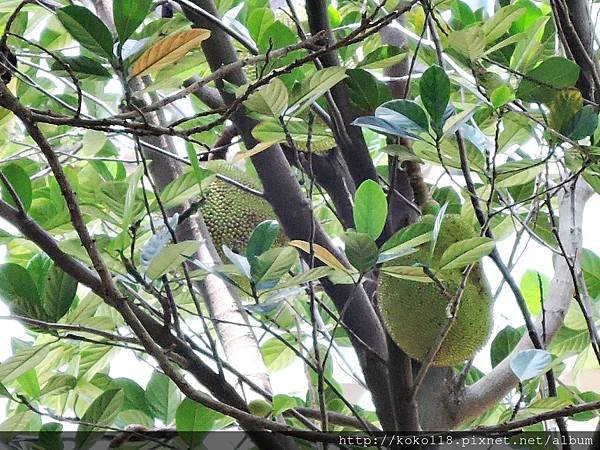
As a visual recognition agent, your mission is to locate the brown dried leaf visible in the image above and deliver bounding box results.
[131,29,210,77]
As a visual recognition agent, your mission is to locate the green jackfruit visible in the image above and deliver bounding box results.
[200,161,285,257]
[378,214,492,367]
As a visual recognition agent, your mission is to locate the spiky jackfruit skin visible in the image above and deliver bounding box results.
[200,162,285,257]
[378,215,492,367]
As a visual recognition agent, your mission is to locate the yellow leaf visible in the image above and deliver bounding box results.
[289,240,349,273]
[131,29,211,78]
[232,141,277,163]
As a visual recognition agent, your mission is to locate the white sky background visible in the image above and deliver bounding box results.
[0,0,599,431]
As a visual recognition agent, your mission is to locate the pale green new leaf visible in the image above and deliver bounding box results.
[146,240,200,279]
[438,237,495,271]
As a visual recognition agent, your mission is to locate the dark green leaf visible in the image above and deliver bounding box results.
[145,371,180,424]
[76,389,124,450]
[566,105,598,140]
[516,57,580,103]
[251,247,298,286]
[358,45,407,69]
[246,220,280,260]
[353,180,388,240]
[377,99,429,131]
[0,163,32,211]
[113,0,152,44]
[176,397,232,442]
[342,231,379,273]
[490,326,524,367]
[42,264,77,322]
[38,422,64,450]
[112,378,151,415]
[56,5,114,59]
[345,68,391,114]
[0,263,46,321]
[50,55,111,78]
[40,374,77,397]
[420,65,451,130]
[581,249,600,298]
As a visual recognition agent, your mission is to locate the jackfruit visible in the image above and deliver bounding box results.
[378,214,492,367]
[200,161,285,257]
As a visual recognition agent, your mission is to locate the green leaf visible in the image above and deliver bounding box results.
[272,394,301,415]
[353,180,388,240]
[145,371,180,424]
[342,231,378,273]
[550,327,589,356]
[581,249,600,298]
[145,240,199,279]
[42,264,78,322]
[429,203,449,263]
[271,266,333,290]
[246,220,280,260]
[251,247,298,285]
[17,369,40,399]
[438,237,495,271]
[516,57,580,103]
[40,374,77,397]
[113,0,152,44]
[251,118,335,151]
[358,45,407,69]
[289,67,347,116]
[519,269,550,316]
[0,345,49,383]
[0,382,12,399]
[566,105,599,140]
[509,349,552,381]
[261,335,296,371]
[448,26,486,60]
[420,65,450,130]
[185,144,214,199]
[176,398,232,441]
[247,8,275,46]
[112,378,151,415]
[244,77,288,117]
[481,4,526,43]
[345,68,391,114]
[0,163,32,211]
[37,422,63,450]
[381,220,433,253]
[490,325,524,368]
[0,263,46,321]
[50,55,111,78]
[495,159,543,187]
[122,163,145,231]
[376,99,430,132]
[490,85,515,108]
[379,266,438,283]
[76,389,124,450]
[56,5,114,59]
